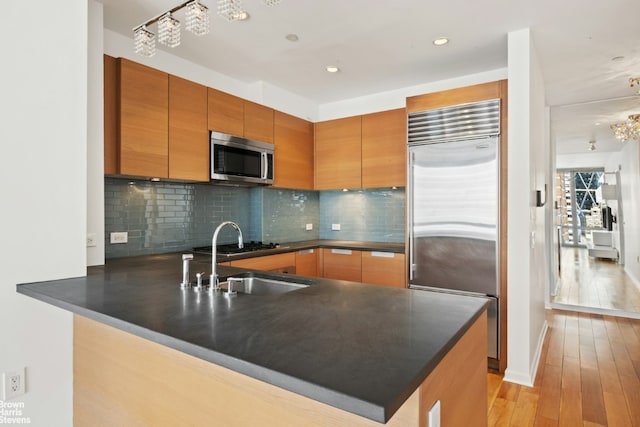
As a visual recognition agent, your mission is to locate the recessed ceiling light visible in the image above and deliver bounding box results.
[285,33,299,42]
[235,11,249,21]
[326,65,340,73]
[432,37,449,46]
[611,56,625,61]
[594,122,601,126]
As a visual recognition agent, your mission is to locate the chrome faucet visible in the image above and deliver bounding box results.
[209,221,243,293]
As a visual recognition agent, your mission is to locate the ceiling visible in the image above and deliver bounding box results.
[101,0,640,154]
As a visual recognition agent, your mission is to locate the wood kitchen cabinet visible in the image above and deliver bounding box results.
[295,249,318,276]
[118,58,169,178]
[314,116,362,190]
[321,248,362,282]
[230,253,296,273]
[361,109,407,188]
[169,75,209,182]
[361,251,406,288]
[207,89,274,144]
[105,57,210,181]
[274,111,314,190]
[207,87,244,136]
[244,101,274,144]
[315,109,406,190]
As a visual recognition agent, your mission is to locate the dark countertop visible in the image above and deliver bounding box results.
[17,252,486,424]
[202,239,406,262]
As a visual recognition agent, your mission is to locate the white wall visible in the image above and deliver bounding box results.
[317,69,507,121]
[607,142,640,286]
[87,0,105,266]
[0,1,87,425]
[556,152,615,170]
[505,28,548,387]
[104,30,319,122]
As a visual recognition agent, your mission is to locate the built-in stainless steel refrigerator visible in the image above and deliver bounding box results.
[407,99,500,362]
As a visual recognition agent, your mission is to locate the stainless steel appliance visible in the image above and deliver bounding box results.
[407,99,501,362]
[211,131,274,185]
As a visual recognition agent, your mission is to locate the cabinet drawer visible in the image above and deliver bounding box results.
[230,253,296,273]
[322,248,362,282]
[361,251,406,288]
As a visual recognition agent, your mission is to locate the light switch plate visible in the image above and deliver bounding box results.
[331,224,341,231]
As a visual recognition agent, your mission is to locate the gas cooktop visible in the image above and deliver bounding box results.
[193,241,282,256]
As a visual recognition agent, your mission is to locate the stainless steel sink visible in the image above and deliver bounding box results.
[219,273,310,296]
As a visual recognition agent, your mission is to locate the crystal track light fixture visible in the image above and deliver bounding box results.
[134,0,282,57]
[133,0,210,57]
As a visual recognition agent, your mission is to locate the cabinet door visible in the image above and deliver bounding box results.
[322,248,362,282]
[314,116,362,190]
[244,101,274,143]
[295,249,318,277]
[207,88,244,136]
[104,55,118,175]
[361,252,406,288]
[118,58,168,178]
[169,75,208,182]
[230,253,296,273]
[274,111,314,189]
[362,109,407,188]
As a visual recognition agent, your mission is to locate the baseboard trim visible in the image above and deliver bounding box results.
[549,302,640,320]
[624,267,640,293]
[503,320,548,388]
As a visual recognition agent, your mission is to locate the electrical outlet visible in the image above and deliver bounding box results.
[2,367,26,400]
[110,231,128,244]
[86,233,97,247]
[331,223,341,231]
[305,224,313,231]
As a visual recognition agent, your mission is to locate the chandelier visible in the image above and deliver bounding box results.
[134,0,282,57]
[610,114,640,142]
[609,77,640,142]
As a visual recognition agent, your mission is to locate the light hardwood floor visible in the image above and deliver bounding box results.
[552,247,640,313]
[488,309,640,426]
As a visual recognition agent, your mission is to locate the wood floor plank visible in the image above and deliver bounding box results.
[603,390,633,427]
[488,397,516,427]
[619,373,640,423]
[509,389,538,427]
[488,310,640,426]
[580,367,607,426]
[536,364,562,421]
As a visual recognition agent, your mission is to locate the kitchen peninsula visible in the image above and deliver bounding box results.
[18,252,488,426]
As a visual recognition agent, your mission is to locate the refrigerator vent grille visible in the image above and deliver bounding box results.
[408,99,500,145]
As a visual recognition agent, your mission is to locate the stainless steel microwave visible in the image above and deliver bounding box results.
[210,131,274,185]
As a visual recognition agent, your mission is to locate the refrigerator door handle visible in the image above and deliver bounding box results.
[408,150,416,281]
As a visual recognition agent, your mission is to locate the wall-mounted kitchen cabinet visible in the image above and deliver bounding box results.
[361,109,406,188]
[118,58,169,178]
[207,89,274,144]
[104,56,209,181]
[207,88,244,137]
[314,109,406,190]
[361,251,406,288]
[314,116,362,190]
[274,111,314,190]
[321,248,362,282]
[169,76,208,182]
[104,55,118,175]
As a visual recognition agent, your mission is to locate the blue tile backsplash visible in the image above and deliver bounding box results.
[105,178,405,258]
[319,188,405,242]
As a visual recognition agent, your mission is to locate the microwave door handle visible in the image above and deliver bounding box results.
[261,152,268,180]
